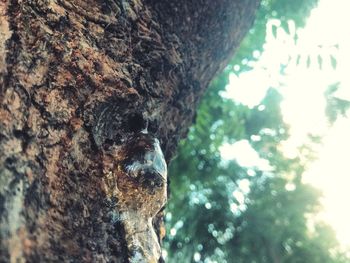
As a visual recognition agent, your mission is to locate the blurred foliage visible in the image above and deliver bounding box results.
[232,0,318,72]
[164,0,349,262]
[324,82,350,123]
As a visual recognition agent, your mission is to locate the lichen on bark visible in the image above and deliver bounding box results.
[0,0,259,262]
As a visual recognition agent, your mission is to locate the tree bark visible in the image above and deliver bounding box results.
[0,0,259,262]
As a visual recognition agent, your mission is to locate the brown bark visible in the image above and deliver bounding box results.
[0,0,259,262]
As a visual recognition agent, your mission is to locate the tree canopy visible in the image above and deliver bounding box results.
[164,1,349,262]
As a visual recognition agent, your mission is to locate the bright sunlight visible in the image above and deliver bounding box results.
[226,0,350,248]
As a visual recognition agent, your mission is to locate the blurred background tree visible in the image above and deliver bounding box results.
[164,0,350,262]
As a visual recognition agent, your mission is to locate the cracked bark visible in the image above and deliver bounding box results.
[0,0,259,262]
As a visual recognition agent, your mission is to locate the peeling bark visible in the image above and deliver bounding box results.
[0,0,259,262]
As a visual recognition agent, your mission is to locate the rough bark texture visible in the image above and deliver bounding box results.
[0,0,259,262]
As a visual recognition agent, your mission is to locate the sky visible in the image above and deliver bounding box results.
[223,0,350,248]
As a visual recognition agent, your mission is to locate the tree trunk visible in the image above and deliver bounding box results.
[0,0,259,262]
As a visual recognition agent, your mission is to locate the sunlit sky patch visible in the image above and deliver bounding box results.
[220,140,272,171]
[224,0,350,247]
